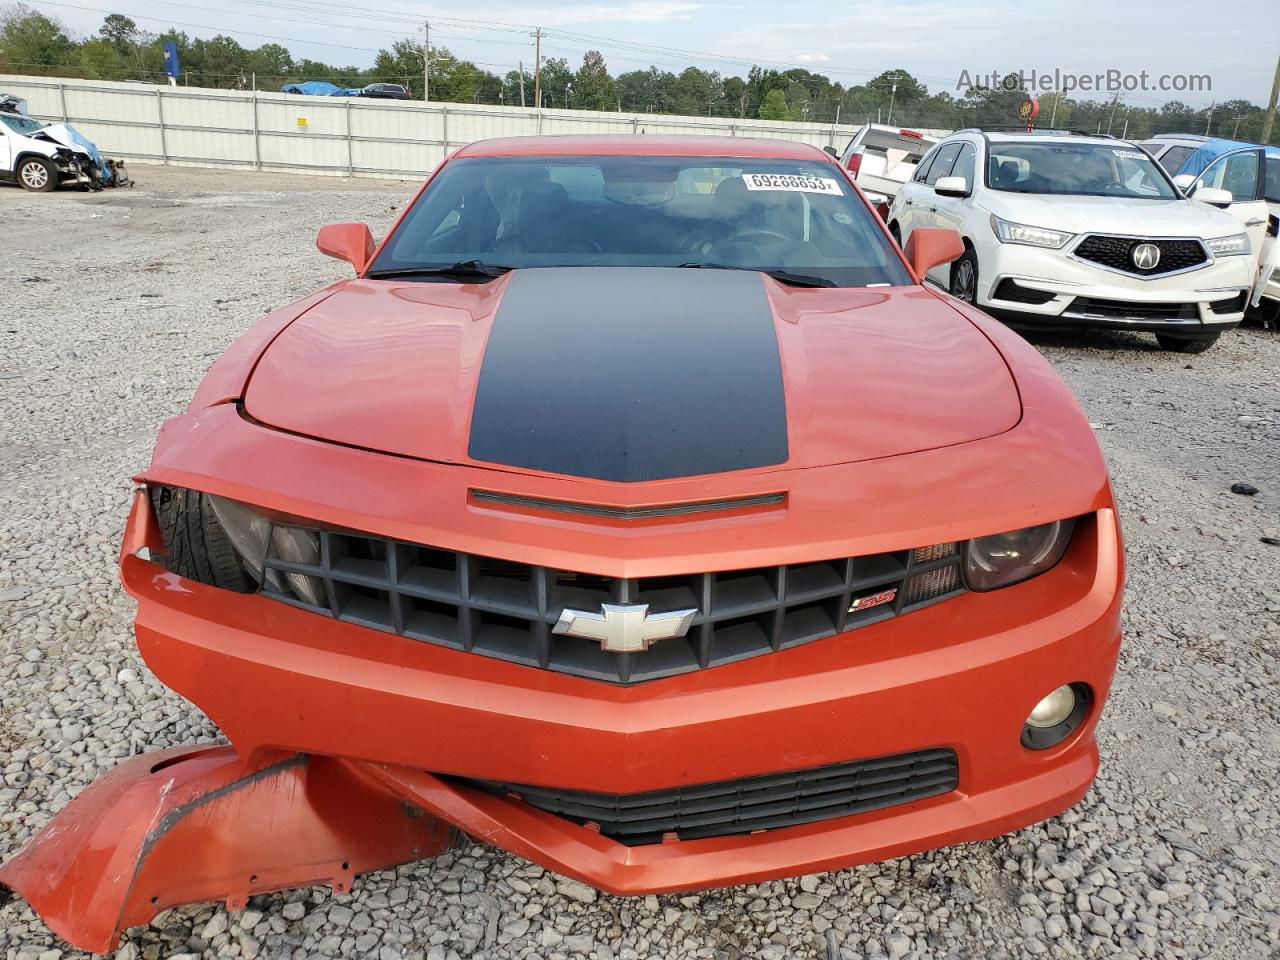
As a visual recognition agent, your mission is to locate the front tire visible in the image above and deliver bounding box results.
[889,221,902,246]
[949,248,978,304]
[16,156,57,193]
[1156,332,1220,354]
[150,487,252,591]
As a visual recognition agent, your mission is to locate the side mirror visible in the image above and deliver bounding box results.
[903,227,965,278]
[317,222,375,273]
[934,176,969,198]
[1172,173,1197,191]
[1192,185,1233,209]
[822,145,838,158]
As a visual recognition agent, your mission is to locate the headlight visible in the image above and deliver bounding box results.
[964,519,1075,591]
[209,495,326,607]
[989,214,1073,249]
[1205,232,1250,257]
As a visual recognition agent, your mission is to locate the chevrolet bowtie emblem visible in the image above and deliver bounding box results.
[553,602,697,654]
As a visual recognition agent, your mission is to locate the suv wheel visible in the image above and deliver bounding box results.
[16,156,57,192]
[1156,332,1220,354]
[950,248,978,304]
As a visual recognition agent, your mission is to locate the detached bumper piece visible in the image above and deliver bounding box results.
[464,747,959,846]
[0,747,452,955]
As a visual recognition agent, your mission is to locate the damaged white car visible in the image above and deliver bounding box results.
[1,109,131,193]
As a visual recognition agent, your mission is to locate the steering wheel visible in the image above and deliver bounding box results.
[564,235,603,254]
[710,228,794,261]
[731,228,793,246]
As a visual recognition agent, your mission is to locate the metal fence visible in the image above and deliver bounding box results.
[1,74,886,180]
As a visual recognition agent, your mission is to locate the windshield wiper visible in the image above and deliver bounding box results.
[675,262,835,288]
[365,260,513,281]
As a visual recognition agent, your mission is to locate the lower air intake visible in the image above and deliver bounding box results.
[462,747,960,845]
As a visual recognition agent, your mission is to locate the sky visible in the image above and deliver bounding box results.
[26,0,1278,107]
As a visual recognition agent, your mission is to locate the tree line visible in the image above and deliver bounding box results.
[1,4,1275,143]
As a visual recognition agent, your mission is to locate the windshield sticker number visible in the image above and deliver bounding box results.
[1112,149,1145,160]
[742,173,844,195]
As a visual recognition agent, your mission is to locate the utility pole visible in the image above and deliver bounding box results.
[518,59,525,107]
[1262,53,1280,144]
[532,28,542,112]
[1049,92,1058,127]
[1204,101,1214,136]
[1106,93,1120,134]
[1231,115,1246,138]
[886,75,899,126]
[423,20,430,102]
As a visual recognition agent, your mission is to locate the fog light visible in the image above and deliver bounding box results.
[1027,685,1076,728]
[1021,683,1092,750]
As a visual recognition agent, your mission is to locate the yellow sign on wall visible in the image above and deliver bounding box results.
[296,117,308,128]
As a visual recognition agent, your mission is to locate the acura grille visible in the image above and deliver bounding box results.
[1073,235,1207,277]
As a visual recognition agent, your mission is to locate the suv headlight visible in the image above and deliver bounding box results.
[1205,233,1250,257]
[990,214,1074,249]
[964,519,1076,591]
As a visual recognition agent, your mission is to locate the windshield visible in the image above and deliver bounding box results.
[1,114,44,136]
[370,155,911,287]
[986,142,1178,199]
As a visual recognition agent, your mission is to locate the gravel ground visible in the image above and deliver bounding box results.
[1,165,1278,960]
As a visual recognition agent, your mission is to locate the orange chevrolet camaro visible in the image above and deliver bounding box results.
[2,136,1124,953]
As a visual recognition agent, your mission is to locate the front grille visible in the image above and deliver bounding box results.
[1073,235,1207,277]
[255,524,967,684]
[1065,297,1199,322]
[463,747,959,845]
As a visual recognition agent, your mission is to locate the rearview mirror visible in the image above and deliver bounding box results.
[823,145,838,158]
[1192,185,1233,209]
[934,176,969,198]
[1173,173,1196,191]
[317,222,375,273]
[903,227,965,278]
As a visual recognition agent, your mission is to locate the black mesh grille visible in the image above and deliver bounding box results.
[256,524,967,684]
[1066,297,1200,321]
[1073,235,1207,276]
[463,747,959,845]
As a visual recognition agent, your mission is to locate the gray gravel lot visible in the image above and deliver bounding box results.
[1,165,1278,960]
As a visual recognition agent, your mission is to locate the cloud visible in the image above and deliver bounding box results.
[432,1,702,26]
[796,52,829,63]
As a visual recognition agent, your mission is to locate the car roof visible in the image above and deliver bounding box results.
[453,135,830,161]
[980,131,1121,147]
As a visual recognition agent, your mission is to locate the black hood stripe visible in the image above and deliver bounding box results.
[468,267,789,482]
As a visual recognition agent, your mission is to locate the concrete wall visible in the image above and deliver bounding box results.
[1,74,883,181]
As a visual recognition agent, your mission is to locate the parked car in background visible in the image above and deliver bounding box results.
[834,124,938,206]
[1,109,129,192]
[888,129,1255,352]
[360,82,412,100]
[1142,134,1279,323]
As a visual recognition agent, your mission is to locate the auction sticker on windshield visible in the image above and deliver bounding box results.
[742,173,844,195]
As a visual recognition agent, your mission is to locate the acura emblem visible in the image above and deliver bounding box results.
[1131,242,1161,270]
[553,602,696,654]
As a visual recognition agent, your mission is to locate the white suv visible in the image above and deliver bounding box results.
[887,130,1255,352]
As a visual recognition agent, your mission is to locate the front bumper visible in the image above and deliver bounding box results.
[977,241,1252,334]
[119,488,1123,891]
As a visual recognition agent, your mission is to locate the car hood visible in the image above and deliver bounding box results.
[979,193,1241,239]
[243,268,1021,482]
[24,123,93,157]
